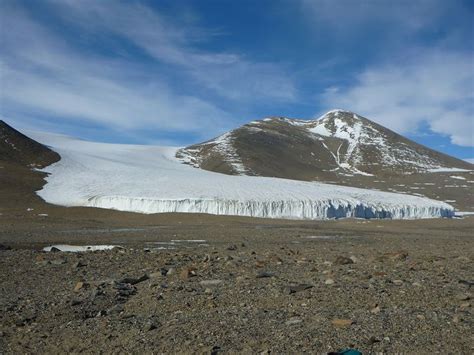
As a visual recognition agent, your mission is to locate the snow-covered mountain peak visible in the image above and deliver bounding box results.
[177,110,472,178]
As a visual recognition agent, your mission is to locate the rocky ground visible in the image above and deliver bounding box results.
[0,212,473,354]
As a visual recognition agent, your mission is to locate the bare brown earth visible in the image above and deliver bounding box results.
[0,129,473,353]
[0,169,473,353]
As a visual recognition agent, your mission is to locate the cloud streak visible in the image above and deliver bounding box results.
[0,1,296,143]
[321,50,473,146]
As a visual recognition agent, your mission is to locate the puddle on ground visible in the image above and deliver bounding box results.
[302,235,338,240]
[43,245,120,252]
[145,240,209,250]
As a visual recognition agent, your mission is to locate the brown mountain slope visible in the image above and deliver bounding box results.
[0,120,60,212]
[177,110,474,210]
[0,120,60,168]
[177,110,472,179]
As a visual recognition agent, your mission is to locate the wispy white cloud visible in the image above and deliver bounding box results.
[0,1,296,142]
[47,0,297,102]
[321,50,474,147]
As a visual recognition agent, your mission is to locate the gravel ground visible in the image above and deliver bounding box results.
[0,213,473,353]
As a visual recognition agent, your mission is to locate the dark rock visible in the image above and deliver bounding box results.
[50,247,61,253]
[180,267,197,280]
[287,284,313,294]
[70,299,82,306]
[458,280,474,288]
[227,244,238,251]
[334,256,354,265]
[107,304,125,315]
[73,261,87,268]
[51,258,67,265]
[0,244,11,251]
[367,336,381,345]
[211,345,222,355]
[118,274,149,285]
[256,271,274,278]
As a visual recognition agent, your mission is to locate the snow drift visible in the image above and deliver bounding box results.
[29,131,454,220]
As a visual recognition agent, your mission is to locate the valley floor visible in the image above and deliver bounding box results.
[0,209,473,353]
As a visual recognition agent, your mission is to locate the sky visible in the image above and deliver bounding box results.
[0,0,473,160]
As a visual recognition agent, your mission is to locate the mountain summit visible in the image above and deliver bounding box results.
[177,110,472,180]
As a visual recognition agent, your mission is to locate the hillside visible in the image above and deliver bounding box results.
[176,110,472,179]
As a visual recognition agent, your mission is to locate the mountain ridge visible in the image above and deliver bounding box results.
[176,109,472,179]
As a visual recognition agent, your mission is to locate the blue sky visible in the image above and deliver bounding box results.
[0,0,473,160]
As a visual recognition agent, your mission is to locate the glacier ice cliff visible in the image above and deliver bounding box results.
[86,196,453,219]
[29,131,454,220]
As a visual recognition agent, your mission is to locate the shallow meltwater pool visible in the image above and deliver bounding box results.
[42,244,121,252]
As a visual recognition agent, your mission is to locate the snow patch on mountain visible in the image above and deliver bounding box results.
[177,132,249,174]
[28,130,454,220]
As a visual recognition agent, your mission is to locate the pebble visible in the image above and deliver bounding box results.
[256,271,274,278]
[74,282,85,292]
[334,256,354,265]
[287,284,313,294]
[180,268,197,280]
[118,274,149,285]
[324,279,335,285]
[370,305,381,314]
[455,293,471,301]
[285,317,303,325]
[200,279,223,286]
[392,279,403,286]
[73,261,87,268]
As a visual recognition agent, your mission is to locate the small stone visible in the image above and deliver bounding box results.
[180,267,197,280]
[331,319,354,328]
[70,298,82,306]
[74,281,85,292]
[349,256,358,263]
[287,284,313,294]
[73,261,87,268]
[416,314,425,320]
[210,345,221,355]
[285,317,303,325]
[204,288,213,295]
[370,305,381,314]
[412,282,422,287]
[51,258,67,265]
[256,271,274,278]
[455,293,471,301]
[460,302,470,308]
[0,244,11,251]
[118,274,149,285]
[108,304,125,315]
[325,279,335,285]
[392,279,403,286]
[200,279,223,286]
[144,321,158,331]
[50,247,61,253]
[227,244,237,251]
[334,256,354,265]
[367,336,380,345]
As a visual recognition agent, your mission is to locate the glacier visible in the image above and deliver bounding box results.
[28,131,454,220]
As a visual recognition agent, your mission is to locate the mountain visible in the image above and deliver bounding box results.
[0,120,60,212]
[0,120,60,168]
[176,110,472,179]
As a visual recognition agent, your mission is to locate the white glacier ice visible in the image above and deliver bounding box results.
[28,131,454,220]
